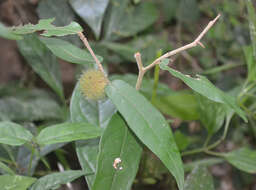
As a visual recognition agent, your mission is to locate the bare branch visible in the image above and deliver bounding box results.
[77,32,105,73]
[134,53,145,90]
[143,14,221,71]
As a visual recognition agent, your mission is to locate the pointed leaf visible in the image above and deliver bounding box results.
[246,0,256,58]
[0,23,22,40]
[160,59,247,122]
[0,161,15,175]
[184,166,214,190]
[69,0,109,39]
[105,80,184,189]
[196,94,228,135]
[40,37,103,65]
[92,114,142,190]
[30,170,86,190]
[104,2,158,40]
[0,122,33,146]
[12,18,82,37]
[70,82,116,188]
[224,147,256,174]
[0,175,36,190]
[17,34,64,99]
[36,122,102,145]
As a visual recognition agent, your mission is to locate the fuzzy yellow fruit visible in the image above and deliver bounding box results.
[79,69,108,100]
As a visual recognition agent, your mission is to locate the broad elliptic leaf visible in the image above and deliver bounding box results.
[154,91,199,121]
[70,82,116,188]
[105,80,184,189]
[12,18,82,37]
[184,166,214,190]
[196,94,228,135]
[69,0,109,39]
[40,37,103,65]
[104,1,158,40]
[224,147,256,174]
[17,34,64,99]
[30,170,86,190]
[0,175,36,190]
[0,122,33,146]
[36,122,102,145]
[160,59,247,122]
[92,114,142,190]
[0,23,22,40]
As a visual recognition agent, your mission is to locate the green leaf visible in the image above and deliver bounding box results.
[30,170,86,190]
[105,80,184,189]
[224,147,256,174]
[17,34,64,99]
[0,23,22,40]
[154,91,199,121]
[101,34,171,64]
[174,131,190,151]
[157,0,179,22]
[243,46,256,82]
[184,166,214,190]
[246,0,256,58]
[92,114,142,190]
[184,158,223,172]
[160,59,247,122]
[40,37,103,64]
[70,82,116,188]
[110,74,173,96]
[0,161,15,175]
[12,18,82,37]
[196,94,228,135]
[0,175,36,190]
[177,0,200,23]
[37,0,82,45]
[69,0,109,39]
[36,122,102,145]
[0,96,62,122]
[0,122,33,146]
[104,1,158,40]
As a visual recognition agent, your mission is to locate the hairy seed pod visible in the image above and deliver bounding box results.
[79,69,108,100]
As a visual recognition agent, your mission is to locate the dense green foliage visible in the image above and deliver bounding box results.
[0,0,256,189]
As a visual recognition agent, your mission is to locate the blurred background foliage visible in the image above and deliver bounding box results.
[0,0,256,189]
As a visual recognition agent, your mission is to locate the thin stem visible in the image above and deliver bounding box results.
[181,147,205,156]
[28,146,35,176]
[135,52,145,90]
[182,113,233,157]
[77,32,105,74]
[151,50,162,103]
[151,65,160,103]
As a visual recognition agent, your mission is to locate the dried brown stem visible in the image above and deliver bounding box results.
[77,32,105,73]
[135,52,145,90]
[135,14,221,90]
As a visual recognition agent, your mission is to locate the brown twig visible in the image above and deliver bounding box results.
[134,14,221,90]
[77,32,105,74]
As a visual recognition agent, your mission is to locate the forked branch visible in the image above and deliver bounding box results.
[135,14,221,90]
